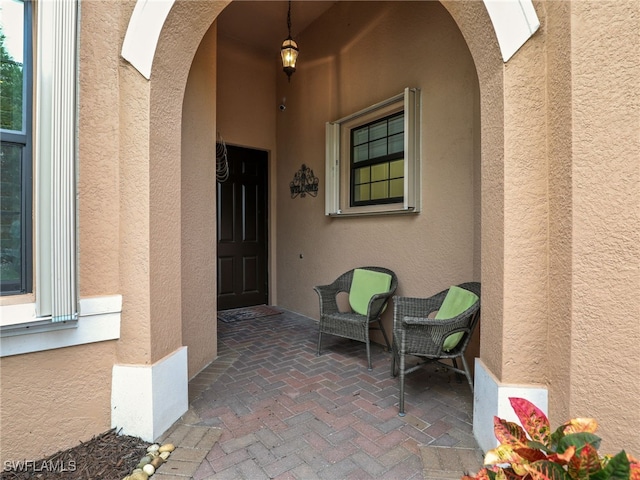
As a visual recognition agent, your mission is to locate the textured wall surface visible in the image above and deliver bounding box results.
[181,23,219,378]
[443,0,505,378]
[1,1,124,464]
[0,342,115,462]
[569,0,640,454]
[500,11,549,385]
[78,2,122,296]
[146,1,226,364]
[545,0,573,426]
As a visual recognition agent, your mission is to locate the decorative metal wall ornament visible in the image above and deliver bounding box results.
[215,132,229,183]
[290,164,319,198]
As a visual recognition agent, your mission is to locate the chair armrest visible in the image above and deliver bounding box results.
[313,284,340,297]
[392,293,446,328]
[394,302,480,355]
[366,286,397,318]
[314,284,344,315]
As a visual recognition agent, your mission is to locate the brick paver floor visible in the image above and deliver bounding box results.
[157,309,484,479]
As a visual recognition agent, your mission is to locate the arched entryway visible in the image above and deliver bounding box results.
[118,0,548,450]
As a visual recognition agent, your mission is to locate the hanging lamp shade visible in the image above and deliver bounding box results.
[281,36,299,79]
[281,1,298,81]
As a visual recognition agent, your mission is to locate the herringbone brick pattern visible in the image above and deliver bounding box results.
[183,310,480,479]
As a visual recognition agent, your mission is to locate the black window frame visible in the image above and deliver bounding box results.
[349,111,404,207]
[1,0,33,295]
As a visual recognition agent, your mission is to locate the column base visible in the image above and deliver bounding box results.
[473,358,548,452]
[111,346,188,441]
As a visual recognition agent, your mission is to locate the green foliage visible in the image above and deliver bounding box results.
[0,23,26,285]
[463,398,640,480]
[0,27,24,131]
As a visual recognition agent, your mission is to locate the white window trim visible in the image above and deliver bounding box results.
[1,295,121,356]
[325,87,421,217]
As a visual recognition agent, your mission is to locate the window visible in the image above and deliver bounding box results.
[351,112,405,206]
[0,0,32,294]
[1,0,79,330]
[325,88,421,216]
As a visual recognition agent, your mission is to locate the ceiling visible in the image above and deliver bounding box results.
[216,1,338,55]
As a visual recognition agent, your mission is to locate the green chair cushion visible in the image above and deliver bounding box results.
[435,285,479,351]
[349,269,392,316]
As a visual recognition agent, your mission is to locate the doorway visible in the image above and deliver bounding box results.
[216,145,269,310]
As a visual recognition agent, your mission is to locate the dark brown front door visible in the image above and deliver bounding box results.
[216,145,269,310]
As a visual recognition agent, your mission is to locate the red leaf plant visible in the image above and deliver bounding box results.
[463,397,640,480]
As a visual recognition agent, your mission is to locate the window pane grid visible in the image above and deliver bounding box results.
[352,159,404,204]
[351,112,404,206]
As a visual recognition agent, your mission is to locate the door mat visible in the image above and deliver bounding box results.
[217,304,283,323]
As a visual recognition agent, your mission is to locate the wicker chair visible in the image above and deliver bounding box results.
[391,282,481,416]
[314,267,398,370]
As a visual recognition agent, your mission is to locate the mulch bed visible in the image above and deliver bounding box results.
[1,428,150,480]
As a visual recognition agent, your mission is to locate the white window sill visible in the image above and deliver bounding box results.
[328,206,418,217]
[0,295,121,357]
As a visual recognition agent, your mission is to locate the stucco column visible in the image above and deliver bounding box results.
[444,0,551,451]
[113,60,189,441]
[113,0,229,442]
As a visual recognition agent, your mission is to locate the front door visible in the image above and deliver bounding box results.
[216,145,269,310]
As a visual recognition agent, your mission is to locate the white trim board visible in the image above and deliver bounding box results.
[483,0,540,61]
[473,358,548,452]
[111,346,189,442]
[0,295,122,356]
[121,0,175,79]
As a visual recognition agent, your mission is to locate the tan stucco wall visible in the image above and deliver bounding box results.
[78,2,122,296]
[0,342,115,462]
[568,0,640,452]
[443,0,640,454]
[442,0,505,382]
[546,0,573,425]
[181,23,219,378]
[501,8,549,386]
[1,0,229,463]
[274,1,481,351]
[1,1,124,462]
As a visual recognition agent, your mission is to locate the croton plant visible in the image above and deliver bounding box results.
[463,397,640,480]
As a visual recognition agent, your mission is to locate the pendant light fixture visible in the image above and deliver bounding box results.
[280,0,298,81]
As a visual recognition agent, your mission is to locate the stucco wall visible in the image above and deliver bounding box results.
[568,0,640,453]
[181,23,219,378]
[0,1,124,463]
[274,1,481,351]
[546,0,573,425]
[445,0,640,454]
[78,2,122,296]
[0,342,115,462]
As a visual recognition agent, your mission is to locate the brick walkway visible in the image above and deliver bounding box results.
[156,309,484,479]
